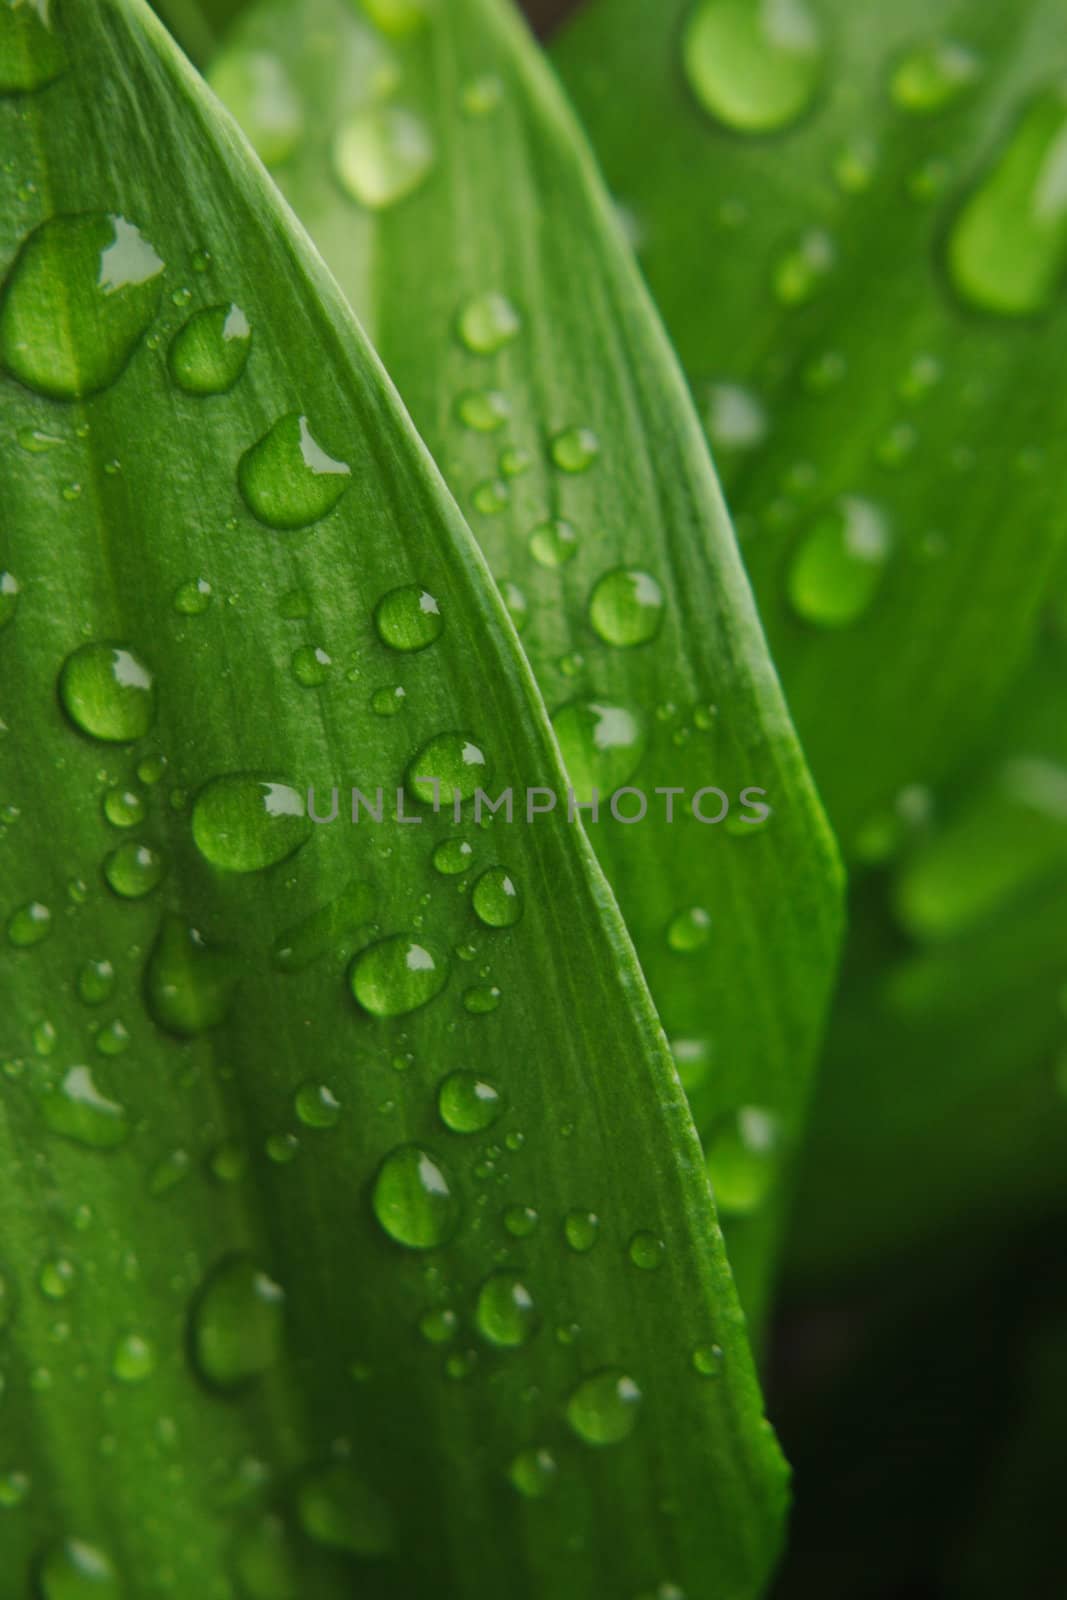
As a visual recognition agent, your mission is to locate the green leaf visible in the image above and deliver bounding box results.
[553,0,1067,852]
[0,1,785,1593]
[207,0,843,1325]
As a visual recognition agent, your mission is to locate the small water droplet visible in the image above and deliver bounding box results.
[550,425,600,473]
[239,414,351,531]
[371,683,406,717]
[17,425,64,453]
[208,48,303,166]
[706,1105,780,1214]
[360,0,433,37]
[94,1018,130,1057]
[374,583,442,651]
[528,517,578,568]
[350,934,449,1017]
[947,85,1067,317]
[39,1257,76,1300]
[266,1131,299,1165]
[432,836,473,875]
[112,1331,155,1383]
[59,643,155,743]
[499,579,528,632]
[551,700,647,802]
[503,1204,539,1238]
[7,899,52,947]
[418,1305,458,1343]
[455,387,510,432]
[297,1462,393,1556]
[566,1368,642,1445]
[692,1343,724,1377]
[168,303,251,395]
[103,840,165,899]
[476,1271,538,1347]
[682,0,825,134]
[148,1148,191,1196]
[372,1144,459,1248]
[407,732,489,805]
[472,477,509,515]
[563,1209,599,1252]
[76,958,115,1006]
[508,1446,556,1498]
[0,1469,29,1508]
[145,916,238,1036]
[471,866,522,928]
[294,1081,341,1128]
[773,226,835,305]
[628,1231,665,1271]
[333,103,435,209]
[704,381,768,452]
[788,497,891,626]
[38,1065,129,1148]
[890,38,982,114]
[462,983,501,1014]
[0,570,20,630]
[461,73,503,117]
[191,1254,285,1388]
[0,214,163,398]
[102,787,145,829]
[499,445,531,478]
[37,1540,120,1599]
[290,643,332,687]
[457,291,521,353]
[833,136,878,194]
[438,1070,503,1133]
[666,906,712,953]
[192,774,309,873]
[588,568,664,647]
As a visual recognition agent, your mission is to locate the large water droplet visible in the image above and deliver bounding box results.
[704,381,768,453]
[191,1254,285,1388]
[564,1209,599,1252]
[0,214,162,398]
[111,1331,155,1383]
[456,388,509,432]
[38,1065,129,1148]
[7,899,52,947]
[192,774,309,873]
[588,568,664,647]
[683,0,824,134]
[239,414,351,530]
[406,732,489,805]
[103,840,165,899]
[297,1463,394,1556]
[667,906,712,953]
[528,517,578,568]
[333,104,435,209]
[372,1144,459,1248]
[705,1105,780,1214]
[145,916,238,1037]
[350,934,449,1017]
[550,425,600,473]
[37,1540,120,1599]
[432,836,473,875]
[947,86,1067,317]
[457,291,521,353]
[168,303,251,395]
[508,1446,557,1497]
[59,643,155,743]
[471,865,522,928]
[294,1081,341,1128]
[788,497,891,626]
[272,880,375,972]
[566,1368,643,1445]
[374,583,442,651]
[208,48,303,166]
[551,700,647,803]
[890,39,982,114]
[476,1272,538,1347]
[437,1070,503,1133]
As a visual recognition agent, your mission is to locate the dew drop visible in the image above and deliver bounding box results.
[239,414,351,531]
[333,104,435,210]
[566,1368,642,1445]
[371,683,406,717]
[666,906,711,953]
[463,983,501,1014]
[456,388,510,431]
[504,1204,539,1238]
[294,1081,341,1128]
[290,644,331,687]
[38,1065,129,1148]
[947,85,1067,317]
[550,425,600,473]
[472,477,509,515]
[432,836,474,875]
[76,958,114,1005]
[704,381,768,452]
[350,934,449,1017]
[103,840,165,899]
[461,73,503,117]
[148,1148,191,1196]
[191,1254,285,1388]
[37,1540,120,1599]
[0,570,20,629]
[682,0,824,134]
[628,1231,666,1271]
[111,1331,155,1384]
[588,568,664,647]
[208,48,303,166]
[95,1018,130,1057]
[0,1470,29,1508]
[499,579,529,632]
[788,497,891,627]
[0,214,163,398]
[272,880,375,972]
[508,1445,556,1498]
[372,1144,459,1248]
[406,732,489,805]
[418,1306,458,1344]
[59,643,155,743]
[773,226,835,305]
[168,303,251,396]
[551,700,647,803]
[564,1209,599,1252]
[102,787,145,829]
[38,1257,75,1300]
[528,516,578,568]
[145,916,238,1037]
[7,899,52,947]
[457,291,521,353]
[476,1272,538,1347]
[705,1105,780,1214]
[471,866,522,928]
[297,1463,394,1556]
[437,1069,503,1133]
[0,0,66,93]
[890,39,982,114]
[692,1343,725,1377]
[374,583,442,651]
[192,774,309,873]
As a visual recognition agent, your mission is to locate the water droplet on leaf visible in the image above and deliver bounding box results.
[59,643,155,743]
[350,934,449,1017]
[333,104,435,209]
[438,1070,503,1132]
[192,774,309,873]
[372,1144,458,1248]
[788,497,891,626]
[683,0,824,134]
[457,291,521,353]
[191,1254,285,1388]
[374,584,442,651]
[588,568,664,647]
[239,414,351,531]
[476,1272,538,1347]
[168,303,251,395]
[566,1368,642,1445]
